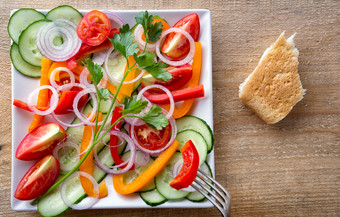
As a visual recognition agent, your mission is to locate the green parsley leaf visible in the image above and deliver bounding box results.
[84,58,103,86]
[98,88,110,100]
[135,11,153,41]
[121,96,148,115]
[148,21,163,42]
[143,61,172,81]
[109,24,139,58]
[133,52,155,67]
[140,105,169,130]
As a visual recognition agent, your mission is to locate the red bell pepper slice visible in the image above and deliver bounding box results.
[67,28,119,70]
[143,84,204,104]
[169,140,199,190]
[110,106,135,170]
[13,99,48,112]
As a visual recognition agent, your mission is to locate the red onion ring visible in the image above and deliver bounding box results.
[134,24,156,52]
[102,11,126,29]
[36,19,82,61]
[27,85,59,116]
[93,130,136,174]
[137,84,174,119]
[61,171,99,210]
[134,150,150,167]
[49,67,76,89]
[56,82,87,92]
[52,140,80,171]
[155,27,195,66]
[80,67,107,89]
[172,159,196,192]
[130,115,177,155]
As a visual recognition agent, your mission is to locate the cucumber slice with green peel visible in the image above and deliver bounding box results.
[176,115,214,152]
[38,145,114,217]
[18,19,51,67]
[140,188,167,206]
[46,5,83,25]
[106,50,127,85]
[155,152,190,200]
[8,8,45,44]
[10,43,41,77]
[176,129,208,166]
[186,161,212,202]
[121,151,156,192]
[89,98,120,114]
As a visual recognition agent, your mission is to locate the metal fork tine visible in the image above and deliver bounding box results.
[191,181,227,216]
[198,168,231,199]
[193,178,227,209]
[196,172,228,203]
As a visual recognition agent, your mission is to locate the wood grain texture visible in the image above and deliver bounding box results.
[1,0,339,216]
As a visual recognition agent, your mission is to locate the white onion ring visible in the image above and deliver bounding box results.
[27,85,59,116]
[172,159,196,192]
[102,11,126,29]
[130,115,177,155]
[155,27,195,66]
[93,130,136,174]
[92,48,110,65]
[134,24,156,52]
[36,19,82,61]
[134,151,150,167]
[49,67,76,89]
[137,84,174,119]
[52,141,80,171]
[56,82,87,92]
[61,171,99,210]
[73,87,103,126]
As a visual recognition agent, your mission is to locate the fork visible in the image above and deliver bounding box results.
[190,168,231,217]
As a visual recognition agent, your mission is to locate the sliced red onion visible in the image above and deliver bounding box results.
[27,85,59,116]
[92,48,110,65]
[134,151,150,167]
[102,11,126,29]
[130,115,177,155]
[80,67,107,89]
[49,67,76,89]
[134,24,156,52]
[72,87,101,126]
[56,82,87,92]
[172,159,196,192]
[36,19,82,61]
[61,171,99,210]
[137,84,174,119]
[93,130,136,174]
[155,27,195,66]
[52,140,80,171]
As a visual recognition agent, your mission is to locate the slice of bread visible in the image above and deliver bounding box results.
[239,32,305,124]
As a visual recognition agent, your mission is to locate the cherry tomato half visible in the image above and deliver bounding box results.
[14,154,60,200]
[16,122,67,161]
[132,123,171,151]
[77,10,111,46]
[161,13,200,60]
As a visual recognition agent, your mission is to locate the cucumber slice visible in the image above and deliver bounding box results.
[106,51,127,85]
[176,115,214,152]
[18,19,51,67]
[186,161,212,202]
[176,129,208,165]
[140,188,167,206]
[121,151,156,192]
[46,5,83,25]
[8,8,45,44]
[10,43,41,77]
[38,145,114,217]
[155,152,190,200]
[89,98,119,114]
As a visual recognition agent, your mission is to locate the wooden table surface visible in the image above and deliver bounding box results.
[0,0,339,216]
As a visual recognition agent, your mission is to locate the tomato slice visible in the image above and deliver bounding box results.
[132,123,171,151]
[16,122,67,161]
[161,13,200,60]
[142,63,193,92]
[14,154,60,200]
[76,10,111,46]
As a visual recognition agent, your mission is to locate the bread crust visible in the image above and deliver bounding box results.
[239,32,305,124]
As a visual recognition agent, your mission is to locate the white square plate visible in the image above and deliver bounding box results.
[11,9,213,211]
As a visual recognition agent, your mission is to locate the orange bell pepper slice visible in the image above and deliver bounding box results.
[112,140,180,194]
[28,58,53,132]
[79,113,107,198]
[162,42,202,118]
